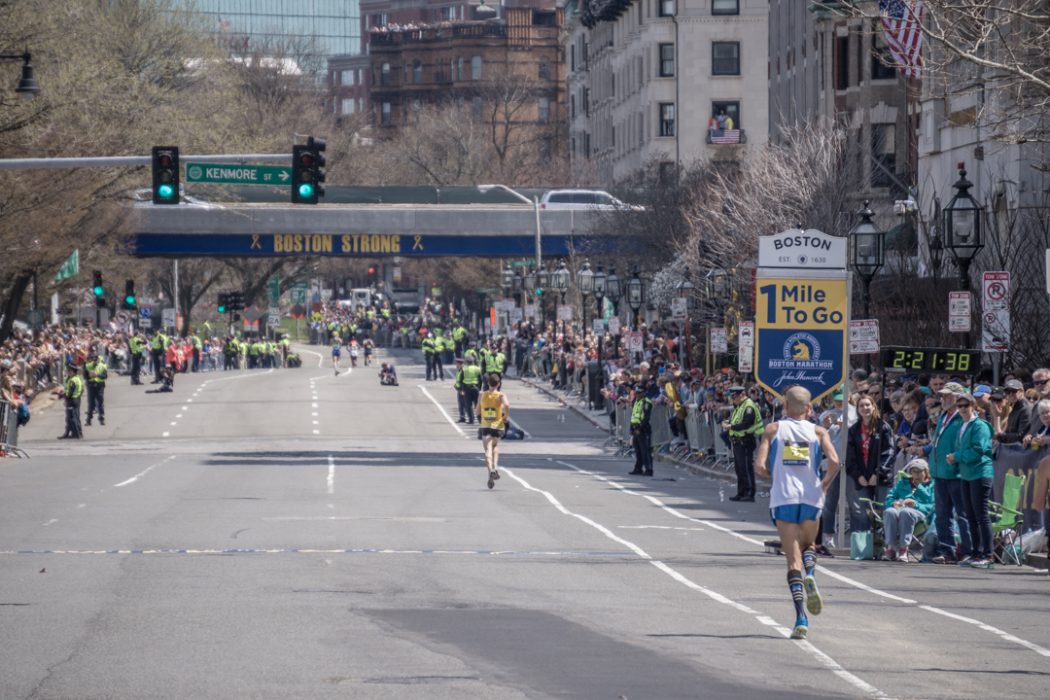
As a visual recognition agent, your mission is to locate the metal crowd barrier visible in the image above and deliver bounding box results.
[0,400,28,457]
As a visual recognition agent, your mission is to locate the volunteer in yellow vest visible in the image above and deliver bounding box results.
[722,385,764,501]
[128,331,145,385]
[421,332,437,381]
[476,373,510,489]
[59,361,85,439]
[191,333,202,372]
[150,330,168,384]
[84,349,108,427]
[452,323,468,357]
[628,380,654,477]
[459,355,482,424]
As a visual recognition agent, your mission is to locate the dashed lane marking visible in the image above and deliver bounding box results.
[0,547,636,558]
[114,455,177,488]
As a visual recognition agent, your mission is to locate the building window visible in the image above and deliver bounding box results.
[570,94,576,118]
[570,45,575,71]
[659,43,675,77]
[413,60,423,84]
[340,70,354,86]
[659,0,674,17]
[472,96,483,121]
[711,101,740,128]
[835,35,849,90]
[658,102,675,137]
[712,0,738,15]
[341,98,355,114]
[538,96,550,123]
[712,42,740,76]
[381,102,392,126]
[871,124,897,187]
[380,62,391,86]
[539,62,551,80]
[458,57,465,81]
[471,55,482,80]
[871,31,897,80]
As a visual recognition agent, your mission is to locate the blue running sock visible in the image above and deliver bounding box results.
[787,569,806,619]
[802,547,817,578]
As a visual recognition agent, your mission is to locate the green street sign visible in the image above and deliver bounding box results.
[185,163,292,185]
[268,275,280,302]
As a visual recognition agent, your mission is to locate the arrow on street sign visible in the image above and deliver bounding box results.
[184,163,292,185]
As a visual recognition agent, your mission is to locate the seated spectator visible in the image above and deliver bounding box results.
[881,460,935,561]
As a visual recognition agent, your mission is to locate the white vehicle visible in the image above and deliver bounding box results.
[539,189,644,211]
[350,288,373,310]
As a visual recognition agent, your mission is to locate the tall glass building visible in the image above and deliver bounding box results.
[184,0,361,57]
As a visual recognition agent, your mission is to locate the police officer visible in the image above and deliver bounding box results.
[460,354,482,424]
[628,380,654,476]
[84,350,108,426]
[421,331,436,380]
[723,385,764,501]
[191,333,202,372]
[452,322,469,357]
[59,362,84,439]
[128,330,145,385]
[150,330,168,383]
[453,358,468,422]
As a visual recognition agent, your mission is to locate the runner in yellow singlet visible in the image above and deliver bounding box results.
[476,373,510,489]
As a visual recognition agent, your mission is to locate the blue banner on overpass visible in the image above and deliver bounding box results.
[123,233,621,258]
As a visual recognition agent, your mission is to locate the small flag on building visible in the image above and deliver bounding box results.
[879,0,924,78]
[54,249,79,282]
[709,129,742,145]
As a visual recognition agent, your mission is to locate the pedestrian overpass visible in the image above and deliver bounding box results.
[126,189,642,259]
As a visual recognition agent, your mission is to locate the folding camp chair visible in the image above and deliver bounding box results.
[990,473,1026,566]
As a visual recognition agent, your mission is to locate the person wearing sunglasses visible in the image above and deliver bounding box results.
[995,379,1032,445]
[946,392,995,568]
[1028,368,1050,435]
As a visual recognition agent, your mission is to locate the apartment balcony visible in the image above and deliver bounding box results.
[706,128,747,145]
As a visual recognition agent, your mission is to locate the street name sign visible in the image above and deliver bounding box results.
[185,163,291,185]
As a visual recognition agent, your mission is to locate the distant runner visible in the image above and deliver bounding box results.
[754,385,839,640]
[331,335,342,376]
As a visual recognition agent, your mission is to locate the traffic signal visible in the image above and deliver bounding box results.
[151,146,180,205]
[123,279,137,309]
[227,291,245,311]
[92,270,105,307]
[291,136,325,204]
[217,292,228,314]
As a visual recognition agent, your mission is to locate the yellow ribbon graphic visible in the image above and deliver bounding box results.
[250,234,261,250]
[412,235,424,251]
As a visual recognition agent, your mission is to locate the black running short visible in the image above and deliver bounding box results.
[480,427,503,438]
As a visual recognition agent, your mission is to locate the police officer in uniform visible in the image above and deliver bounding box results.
[150,330,168,383]
[460,354,482,424]
[128,330,145,385]
[59,362,84,439]
[84,350,108,426]
[453,358,468,421]
[421,332,436,380]
[723,385,764,501]
[628,380,654,476]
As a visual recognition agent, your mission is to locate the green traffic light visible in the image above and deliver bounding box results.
[125,295,136,305]
[157,183,176,200]
[217,305,226,314]
[93,285,104,297]
[298,183,315,199]
[535,288,543,296]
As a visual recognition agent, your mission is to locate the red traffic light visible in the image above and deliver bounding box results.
[368,266,376,275]
[298,152,315,168]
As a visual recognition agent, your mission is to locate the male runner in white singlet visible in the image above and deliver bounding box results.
[754,385,840,639]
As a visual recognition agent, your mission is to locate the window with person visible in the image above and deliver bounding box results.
[712,41,740,75]
[710,101,741,129]
[658,102,676,137]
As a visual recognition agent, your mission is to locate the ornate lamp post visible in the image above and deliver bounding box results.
[626,267,644,331]
[592,266,607,359]
[551,260,570,332]
[943,163,984,348]
[577,260,594,335]
[849,201,885,372]
[0,50,40,97]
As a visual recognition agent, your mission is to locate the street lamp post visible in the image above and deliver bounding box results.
[943,163,984,349]
[577,260,594,339]
[0,49,40,97]
[605,268,621,358]
[550,260,570,332]
[592,266,606,360]
[849,200,885,372]
[626,267,644,332]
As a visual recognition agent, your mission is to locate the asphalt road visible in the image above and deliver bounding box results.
[2,346,1048,699]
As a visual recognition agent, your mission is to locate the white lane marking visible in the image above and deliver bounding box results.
[417,384,467,437]
[181,406,188,411]
[312,402,318,409]
[203,368,275,384]
[298,347,324,368]
[327,455,335,495]
[312,429,320,435]
[618,525,705,532]
[555,458,1050,660]
[187,399,193,403]
[77,504,87,509]
[500,466,891,700]
[919,605,1050,657]
[162,431,170,438]
[43,519,59,527]
[508,417,532,439]
[114,455,177,488]
[175,414,183,419]
[169,422,177,427]
[311,412,318,417]
[312,420,319,425]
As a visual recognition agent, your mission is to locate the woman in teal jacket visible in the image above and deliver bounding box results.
[882,459,936,561]
[947,392,995,568]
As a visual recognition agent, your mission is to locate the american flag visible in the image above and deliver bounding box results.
[879,0,924,78]
[709,129,742,145]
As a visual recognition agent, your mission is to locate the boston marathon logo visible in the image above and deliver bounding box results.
[767,332,834,389]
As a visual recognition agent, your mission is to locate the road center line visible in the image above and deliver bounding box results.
[114,455,177,488]
[327,454,335,494]
[499,465,890,700]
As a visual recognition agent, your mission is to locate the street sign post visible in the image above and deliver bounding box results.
[848,319,880,354]
[184,163,291,185]
[738,321,754,374]
[982,271,1010,353]
[949,291,972,333]
[710,327,728,354]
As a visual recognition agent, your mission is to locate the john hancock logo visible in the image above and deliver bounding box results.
[767,333,834,389]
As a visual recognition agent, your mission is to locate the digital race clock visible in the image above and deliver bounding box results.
[879,346,981,374]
